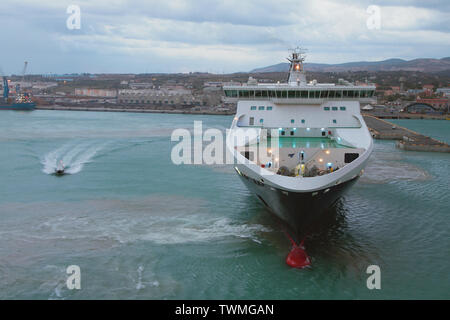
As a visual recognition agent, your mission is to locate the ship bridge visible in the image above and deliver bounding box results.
[223,85,376,105]
[224,47,376,105]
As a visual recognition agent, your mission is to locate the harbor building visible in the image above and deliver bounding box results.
[118,88,196,107]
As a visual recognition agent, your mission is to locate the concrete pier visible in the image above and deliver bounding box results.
[363,115,450,153]
[35,105,234,116]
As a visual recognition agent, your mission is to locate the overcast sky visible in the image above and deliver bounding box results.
[1,0,449,74]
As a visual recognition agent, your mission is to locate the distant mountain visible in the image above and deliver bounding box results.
[251,57,450,73]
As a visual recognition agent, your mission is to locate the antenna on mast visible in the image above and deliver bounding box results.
[287,46,308,85]
[287,46,307,63]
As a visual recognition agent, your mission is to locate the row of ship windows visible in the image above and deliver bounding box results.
[225,89,375,99]
[250,106,272,110]
[250,106,346,111]
[249,118,338,125]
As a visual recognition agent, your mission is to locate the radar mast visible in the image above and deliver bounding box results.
[287,47,307,86]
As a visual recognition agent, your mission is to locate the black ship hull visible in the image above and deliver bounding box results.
[238,173,359,237]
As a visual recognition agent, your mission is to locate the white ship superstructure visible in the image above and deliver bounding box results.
[224,48,376,235]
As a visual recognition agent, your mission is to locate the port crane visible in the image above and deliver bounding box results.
[16,61,28,94]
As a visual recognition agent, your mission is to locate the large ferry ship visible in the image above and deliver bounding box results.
[224,48,376,237]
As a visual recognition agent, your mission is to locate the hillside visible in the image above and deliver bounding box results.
[251,57,450,73]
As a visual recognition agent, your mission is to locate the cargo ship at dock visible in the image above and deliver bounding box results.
[1,74,35,111]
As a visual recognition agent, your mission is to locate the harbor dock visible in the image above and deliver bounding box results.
[35,105,235,116]
[363,115,450,153]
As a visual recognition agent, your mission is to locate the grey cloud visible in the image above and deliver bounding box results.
[0,0,448,74]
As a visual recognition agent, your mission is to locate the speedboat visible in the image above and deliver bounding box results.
[54,161,65,176]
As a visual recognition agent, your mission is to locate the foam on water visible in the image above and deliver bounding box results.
[362,158,430,183]
[0,196,272,249]
[41,142,106,175]
[361,143,430,184]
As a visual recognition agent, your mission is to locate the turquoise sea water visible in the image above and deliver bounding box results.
[389,119,450,144]
[0,110,448,299]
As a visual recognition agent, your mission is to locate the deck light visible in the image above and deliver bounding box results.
[325,150,330,155]
[319,158,323,162]
[306,128,310,131]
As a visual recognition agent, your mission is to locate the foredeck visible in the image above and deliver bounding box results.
[238,137,363,177]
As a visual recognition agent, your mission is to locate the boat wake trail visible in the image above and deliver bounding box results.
[42,142,105,175]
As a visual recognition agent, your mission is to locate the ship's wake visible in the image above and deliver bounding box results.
[42,142,105,175]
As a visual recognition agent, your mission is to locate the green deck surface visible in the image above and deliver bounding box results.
[256,137,346,149]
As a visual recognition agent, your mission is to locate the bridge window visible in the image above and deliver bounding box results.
[250,106,256,110]
[310,91,320,98]
[329,90,336,98]
[255,90,262,98]
[336,90,342,98]
[301,91,308,98]
[239,90,250,98]
[321,91,328,98]
[224,90,232,97]
[288,91,295,98]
